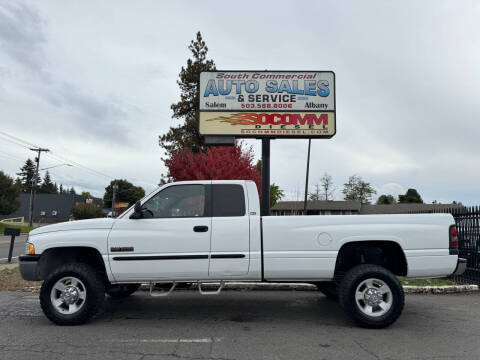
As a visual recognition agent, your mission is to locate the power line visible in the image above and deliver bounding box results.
[0,130,115,180]
[0,131,117,208]
[0,133,32,150]
[0,149,25,162]
[0,134,64,169]
[0,130,39,148]
[45,152,114,179]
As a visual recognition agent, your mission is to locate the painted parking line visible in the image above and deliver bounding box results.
[102,338,221,343]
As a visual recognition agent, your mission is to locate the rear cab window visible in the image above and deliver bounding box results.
[212,184,246,217]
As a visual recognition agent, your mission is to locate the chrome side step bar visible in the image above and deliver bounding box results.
[198,281,224,295]
[149,282,177,297]
[147,281,225,297]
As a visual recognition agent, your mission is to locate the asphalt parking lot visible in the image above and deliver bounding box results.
[0,290,479,360]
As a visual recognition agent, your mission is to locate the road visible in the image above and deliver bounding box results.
[0,234,27,261]
[0,290,479,359]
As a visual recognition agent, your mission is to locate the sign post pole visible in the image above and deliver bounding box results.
[261,138,270,216]
[303,139,311,214]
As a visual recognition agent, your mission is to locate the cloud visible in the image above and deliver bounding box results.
[376,183,405,199]
[0,1,46,74]
[0,1,140,145]
[44,82,136,143]
[1,1,480,204]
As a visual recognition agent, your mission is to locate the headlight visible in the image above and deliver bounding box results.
[25,242,35,255]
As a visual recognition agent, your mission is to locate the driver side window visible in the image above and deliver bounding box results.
[142,184,206,218]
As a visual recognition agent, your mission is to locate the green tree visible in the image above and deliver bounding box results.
[103,179,145,208]
[39,171,56,194]
[69,187,77,195]
[16,159,39,193]
[398,188,423,204]
[0,171,21,215]
[59,184,64,194]
[376,194,396,205]
[342,175,377,204]
[270,183,285,207]
[71,203,103,220]
[159,31,216,160]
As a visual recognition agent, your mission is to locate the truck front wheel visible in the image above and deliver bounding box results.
[40,263,105,325]
[338,264,404,328]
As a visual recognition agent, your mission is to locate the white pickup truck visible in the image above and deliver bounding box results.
[20,180,466,328]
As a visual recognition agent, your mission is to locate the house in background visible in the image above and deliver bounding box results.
[0,193,103,223]
[359,203,465,214]
[271,200,465,215]
[271,200,361,215]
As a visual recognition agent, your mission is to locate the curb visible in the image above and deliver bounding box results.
[403,285,479,294]
[0,257,18,265]
[0,263,20,271]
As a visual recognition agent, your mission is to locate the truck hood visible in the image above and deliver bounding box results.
[29,218,116,236]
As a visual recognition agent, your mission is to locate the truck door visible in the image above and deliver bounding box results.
[208,183,250,277]
[108,183,211,281]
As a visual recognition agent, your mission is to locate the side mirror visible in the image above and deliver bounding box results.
[130,201,143,219]
[134,200,142,213]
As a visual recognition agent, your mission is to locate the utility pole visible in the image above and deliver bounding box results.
[303,139,311,215]
[28,147,50,227]
[111,182,118,218]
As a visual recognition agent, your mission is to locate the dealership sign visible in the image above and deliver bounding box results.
[199,71,335,138]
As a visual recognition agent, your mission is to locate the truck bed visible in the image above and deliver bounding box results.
[262,213,457,280]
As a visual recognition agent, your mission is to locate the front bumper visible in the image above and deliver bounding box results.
[19,255,41,281]
[453,257,467,276]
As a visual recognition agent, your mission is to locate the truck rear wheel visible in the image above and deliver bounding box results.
[338,264,404,328]
[40,263,105,325]
[106,284,141,298]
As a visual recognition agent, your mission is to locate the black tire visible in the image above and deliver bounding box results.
[314,282,339,300]
[339,264,404,328]
[40,263,105,325]
[106,284,141,298]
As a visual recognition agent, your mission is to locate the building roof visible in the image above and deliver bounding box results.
[271,200,465,214]
[0,193,103,222]
[271,200,362,211]
[360,203,465,214]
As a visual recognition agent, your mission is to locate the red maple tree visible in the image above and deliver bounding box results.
[164,143,261,192]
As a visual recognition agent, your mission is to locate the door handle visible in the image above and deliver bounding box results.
[193,225,209,232]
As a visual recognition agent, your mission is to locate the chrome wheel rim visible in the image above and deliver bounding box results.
[50,276,87,314]
[355,278,392,317]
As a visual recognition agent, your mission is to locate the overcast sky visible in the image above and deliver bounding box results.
[1,0,479,204]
